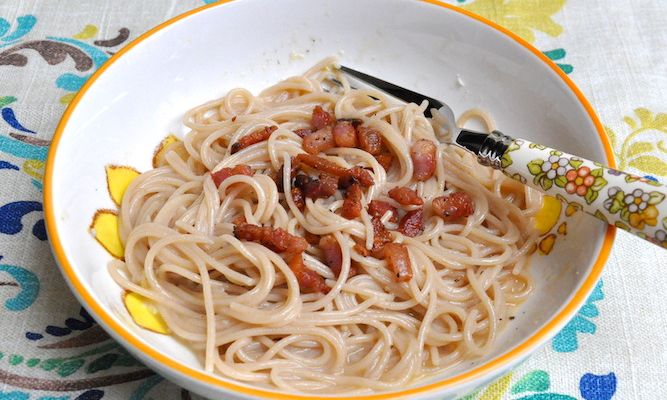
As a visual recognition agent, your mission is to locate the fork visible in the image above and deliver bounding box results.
[336,65,667,249]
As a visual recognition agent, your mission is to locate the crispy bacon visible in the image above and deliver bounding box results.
[332,120,358,148]
[231,214,246,225]
[294,128,314,138]
[388,186,424,206]
[341,183,363,219]
[231,126,277,154]
[368,200,399,223]
[374,153,393,170]
[294,173,338,200]
[286,252,330,293]
[357,126,383,155]
[398,208,424,237]
[382,243,413,282]
[347,166,374,188]
[312,106,335,130]
[291,187,305,210]
[318,174,339,195]
[212,165,253,187]
[233,223,308,253]
[295,153,347,175]
[293,174,310,189]
[432,192,475,221]
[319,235,343,277]
[302,127,335,155]
[304,231,320,245]
[272,168,284,193]
[294,154,374,187]
[272,162,299,193]
[371,217,393,253]
[348,261,359,277]
[353,239,370,257]
[337,175,357,190]
[410,139,437,181]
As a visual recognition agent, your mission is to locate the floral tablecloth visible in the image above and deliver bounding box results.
[0,0,665,399]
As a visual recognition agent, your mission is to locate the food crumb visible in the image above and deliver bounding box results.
[456,74,465,87]
[290,51,305,60]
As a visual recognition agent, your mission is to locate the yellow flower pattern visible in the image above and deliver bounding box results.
[90,135,186,335]
[461,0,566,43]
[605,108,667,177]
[124,292,170,334]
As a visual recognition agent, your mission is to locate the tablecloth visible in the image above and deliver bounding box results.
[0,0,665,399]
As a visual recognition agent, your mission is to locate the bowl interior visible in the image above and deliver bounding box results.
[47,0,611,397]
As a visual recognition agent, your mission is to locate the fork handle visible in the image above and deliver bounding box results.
[459,130,667,249]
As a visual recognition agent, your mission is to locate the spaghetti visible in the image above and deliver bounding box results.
[109,58,541,394]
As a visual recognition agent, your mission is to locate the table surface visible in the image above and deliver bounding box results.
[0,0,665,399]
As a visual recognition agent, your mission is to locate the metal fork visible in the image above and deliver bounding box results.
[335,65,667,249]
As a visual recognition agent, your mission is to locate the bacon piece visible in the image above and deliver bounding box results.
[371,217,393,254]
[357,126,383,155]
[295,154,374,187]
[332,120,358,148]
[388,186,424,206]
[291,187,305,210]
[304,231,320,245]
[295,153,347,175]
[231,126,277,154]
[410,139,437,181]
[293,174,310,188]
[302,127,335,155]
[348,261,360,277]
[294,128,314,138]
[319,235,343,277]
[341,183,363,219]
[347,166,374,188]
[398,208,424,237]
[286,252,330,293]
[337,175,357,190]
[212,165,253,187]
[234,223,308,254]
[294,173,338,200]
[272,168,284,193]
[368,200,398,223]
[382,243,413,282]
[374,153,393,170]
[432,192,475,221]
[272,162,299,193]
[312,106,335,130]
[357,126,393,170]
[231,215,246,225]
[353,239,370,257]
[318,173,339,195]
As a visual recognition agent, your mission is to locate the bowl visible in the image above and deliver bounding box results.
[43,0,615,398]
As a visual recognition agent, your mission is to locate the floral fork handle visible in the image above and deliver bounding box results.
[469,130,667,249]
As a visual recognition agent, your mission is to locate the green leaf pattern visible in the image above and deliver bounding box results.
[502,139,523,168]
[604,185,667,245]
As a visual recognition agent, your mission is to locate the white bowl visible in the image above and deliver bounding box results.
[44,0,615,399]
